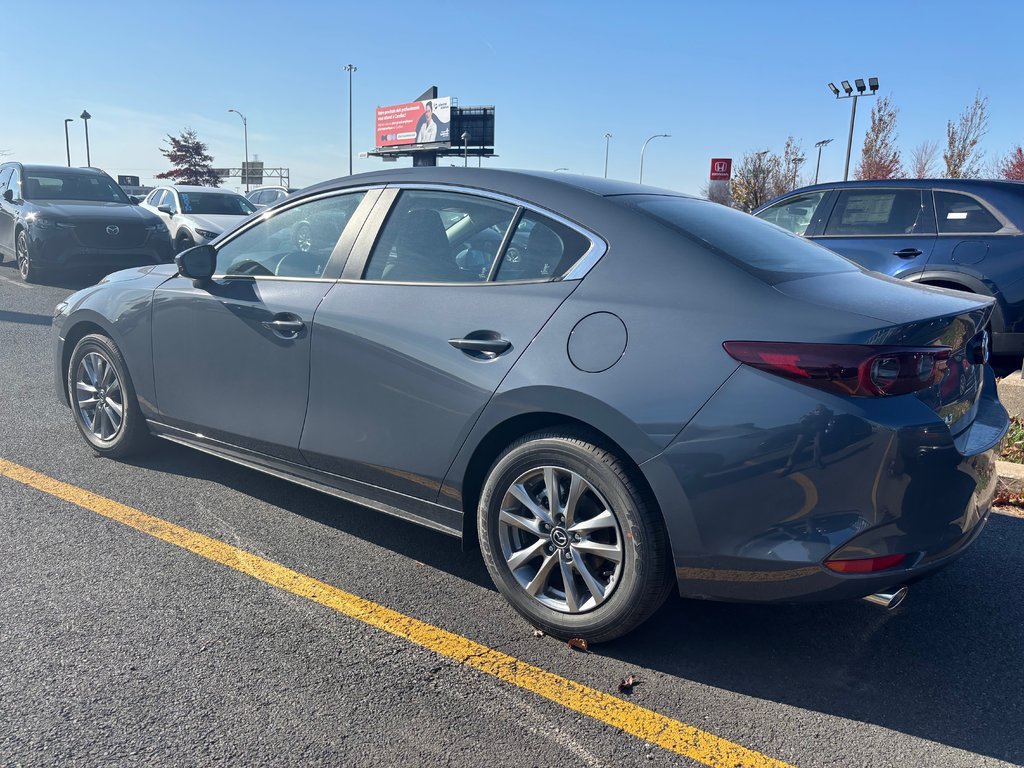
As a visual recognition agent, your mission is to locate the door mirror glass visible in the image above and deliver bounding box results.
[175,244,216,286]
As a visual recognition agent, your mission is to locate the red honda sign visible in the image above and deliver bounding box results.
[709,158,732,181]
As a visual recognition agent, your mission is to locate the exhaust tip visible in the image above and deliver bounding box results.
[862,586,908,610]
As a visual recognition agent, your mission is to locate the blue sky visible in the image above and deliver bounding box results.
[5,0,1020,193]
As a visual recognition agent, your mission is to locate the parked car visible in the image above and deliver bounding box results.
[53,168,1007,641]
[0,163,173,283]
[754,179,1024,356]
[247,186,299,209]
[140,185,256,252]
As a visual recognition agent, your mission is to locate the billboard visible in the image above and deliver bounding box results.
[376,97,451,148]
[709,158,732,181]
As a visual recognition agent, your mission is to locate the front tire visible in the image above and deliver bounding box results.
[175,231,195,253]
[67,334,151,458]
[478,431,673,643]
[16,230,43,283]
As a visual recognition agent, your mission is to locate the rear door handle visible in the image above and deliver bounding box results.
[262,315,305,338]
[893,248,923,258]
[448,336,512,359]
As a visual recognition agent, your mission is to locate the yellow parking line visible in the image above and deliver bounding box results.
[0,457,793,768]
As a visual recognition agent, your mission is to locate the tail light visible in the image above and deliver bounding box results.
[723,342,951,398]
[825,553,907,573]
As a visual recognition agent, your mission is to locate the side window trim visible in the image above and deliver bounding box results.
[931,188,1017,235]
[209,186,384,282]
[341,183,607,284]
[486,207,524,281]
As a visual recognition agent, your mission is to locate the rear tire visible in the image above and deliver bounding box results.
[478,430,673,643]
[67,334,151,458]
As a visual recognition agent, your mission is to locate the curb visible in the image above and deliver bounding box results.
[996,459,1024,497]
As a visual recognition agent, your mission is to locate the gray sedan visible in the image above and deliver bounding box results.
[52,168,1008,641]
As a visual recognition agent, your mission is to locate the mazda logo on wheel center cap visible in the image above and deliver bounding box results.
[106,225,120,235]
[550,528,569,548]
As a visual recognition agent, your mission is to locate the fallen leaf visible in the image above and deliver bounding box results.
[567,637,589,652]
[618,674,639,693]
[532,629,545,638]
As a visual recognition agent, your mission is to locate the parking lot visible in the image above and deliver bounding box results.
[0,263,1021,767]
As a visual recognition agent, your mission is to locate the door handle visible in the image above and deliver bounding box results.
[262,315,305,338]
[893,248,923,258]
[448,335,512,359]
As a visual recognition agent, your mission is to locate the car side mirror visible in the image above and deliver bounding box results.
[175,244,216,287]
[2,189,12,203]
[158,204,173,215]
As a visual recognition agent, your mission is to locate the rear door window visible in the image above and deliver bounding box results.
[934,191,1003,234]
[823,189,932,236]
[755,191,826,235]
[494,213,592,281]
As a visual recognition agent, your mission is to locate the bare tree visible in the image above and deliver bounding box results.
[944,93,989,178]
[730,150,782,213]
[772,136,806,199]
[855,95,903,179]
[997,146,1024,180]
[910,140,939,178]
[700,180,734,206]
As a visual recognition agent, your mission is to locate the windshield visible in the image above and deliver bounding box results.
[179,191,256,216]
[24,172,130,204]
[615,194,858,284]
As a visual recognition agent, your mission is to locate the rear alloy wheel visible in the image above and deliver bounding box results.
[16,230,42,283]
[68,334,151,457]
[478,431,673,642]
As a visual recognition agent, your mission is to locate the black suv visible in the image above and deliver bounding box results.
[0,163,174,283]
[754,179,1024,355]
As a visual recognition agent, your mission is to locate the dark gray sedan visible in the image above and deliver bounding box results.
[52,168,1008,641]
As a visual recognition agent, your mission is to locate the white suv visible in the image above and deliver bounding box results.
[141,185,256,252]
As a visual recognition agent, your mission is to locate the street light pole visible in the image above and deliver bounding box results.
[64,119,74,167]
[639,133,670,184]
[344,64,357,175]
[604,133,612,178]
[80,110,92,166]
[462,132,469,167]
[813,138,833,184]
[227,109,249,192]
[827,78,878,181]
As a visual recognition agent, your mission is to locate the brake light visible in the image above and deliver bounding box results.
[825,553,907,573]
[723,342,951,397]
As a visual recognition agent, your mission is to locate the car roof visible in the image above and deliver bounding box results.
[297,167,691,201]
[758,177,1024,210]
[160,184,245,194]
[17,164,111,176]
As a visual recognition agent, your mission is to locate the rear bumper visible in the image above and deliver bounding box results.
[642,365,1008,604]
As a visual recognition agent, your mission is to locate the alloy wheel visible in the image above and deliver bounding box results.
[74,351,125,443]
[497,465,624,613]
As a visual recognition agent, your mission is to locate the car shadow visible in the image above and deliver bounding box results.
[604,511,1024,764]
[123,441,494,590]
[127,441,1023,763]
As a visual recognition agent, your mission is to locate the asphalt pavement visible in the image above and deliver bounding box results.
[1,260,1022,767]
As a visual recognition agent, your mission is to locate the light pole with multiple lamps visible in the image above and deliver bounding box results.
[813,138,833,184]
[639,133,670,184]
[227,109,249,192]
[603,133,612,178]
[80,110,92,166]
[344,64,357,175]
[827,77,878,181]
[63,119,74,166]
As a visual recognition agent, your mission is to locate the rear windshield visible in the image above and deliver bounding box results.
[616,194,858,284]
[24,171,129,204]
[179,191,256,216]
